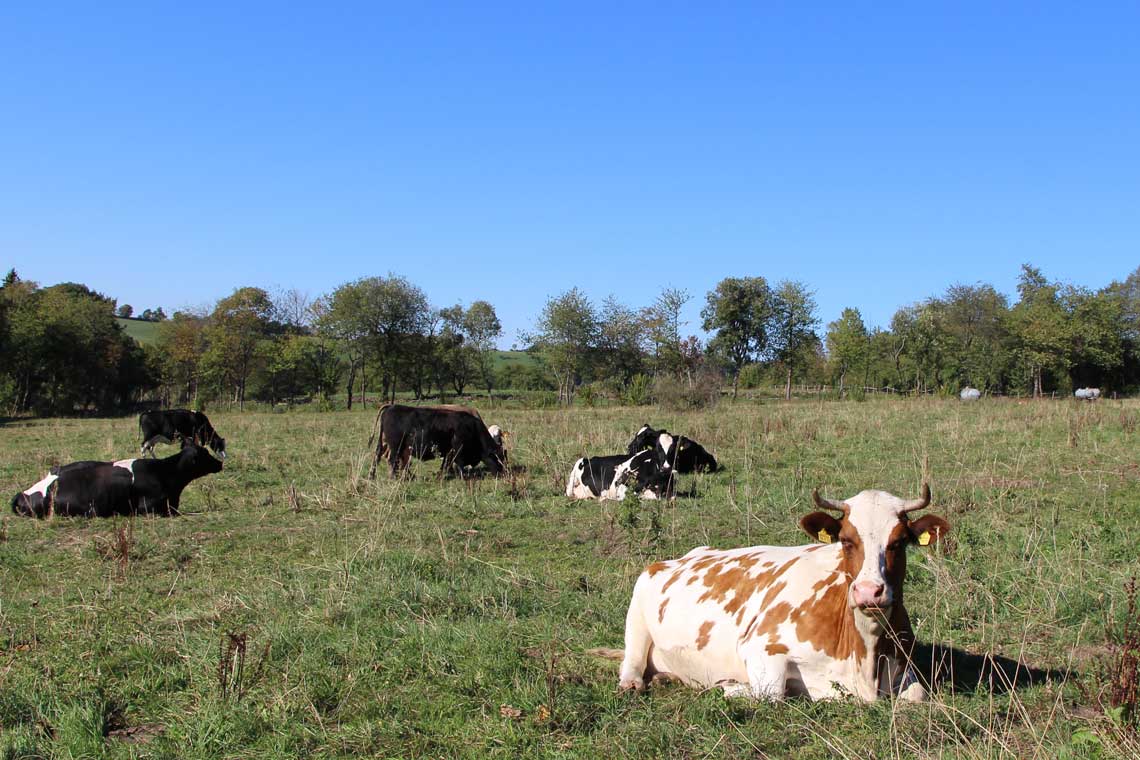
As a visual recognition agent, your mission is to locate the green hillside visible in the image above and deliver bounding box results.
[116,317,161,345]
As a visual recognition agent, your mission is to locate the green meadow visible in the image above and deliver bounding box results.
[1,398,1138,758]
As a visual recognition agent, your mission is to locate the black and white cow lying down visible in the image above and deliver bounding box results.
[11,442,223,518]
[139,409,227,458]
[565,450,673,501]
[628,425,718,473]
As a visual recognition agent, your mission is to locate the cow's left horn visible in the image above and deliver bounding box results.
[812,488,846,514]
[900,483,931,514]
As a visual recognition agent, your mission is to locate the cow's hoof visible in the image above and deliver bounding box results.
[618,677,645,693]
[898,682,927,702]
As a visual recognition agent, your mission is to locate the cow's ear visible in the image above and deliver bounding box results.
[801,512,843,544]
[908,515,951,547]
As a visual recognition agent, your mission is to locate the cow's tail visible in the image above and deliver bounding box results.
[366,403,392,450]
[585,648,625,661]
[366,404,393,479]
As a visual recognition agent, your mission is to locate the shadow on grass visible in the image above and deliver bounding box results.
[913,641,1069,695]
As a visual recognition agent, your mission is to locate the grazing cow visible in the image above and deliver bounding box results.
[367,404,505,479]
[628,425,719,473]
[960,387,981,401]
[565,450,673,501]
[1075,388,1101,401]
[139,409,227,458]
[11,442,223,518]
[611,485,949,701]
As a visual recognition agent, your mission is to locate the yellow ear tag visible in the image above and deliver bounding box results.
[817,528,833,543]
[918,531,931,546]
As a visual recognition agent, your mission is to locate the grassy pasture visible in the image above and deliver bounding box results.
[0,399,1138,758]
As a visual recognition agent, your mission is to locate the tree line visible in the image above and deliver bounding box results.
[1,263,1137,415]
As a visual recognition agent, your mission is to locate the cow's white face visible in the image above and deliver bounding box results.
[657,433,674,470]
[801,488,950,621]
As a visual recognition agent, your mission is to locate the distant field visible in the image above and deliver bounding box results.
[1,399,1138,758]
[115,317,161,345]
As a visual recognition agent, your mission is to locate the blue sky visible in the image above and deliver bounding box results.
[3,3,1138,346]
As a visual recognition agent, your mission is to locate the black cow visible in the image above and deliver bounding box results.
[368,404,505,479]
[139,409,227,458]
[565,450,673,500]
[11,442,223,518]
[627,424,719,473]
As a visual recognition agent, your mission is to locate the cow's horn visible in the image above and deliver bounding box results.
[812,488,846,514]
[900,483,931,514]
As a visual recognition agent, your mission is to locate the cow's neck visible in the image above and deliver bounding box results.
[826,567,907,700]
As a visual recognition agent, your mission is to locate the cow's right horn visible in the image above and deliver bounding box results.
[900,483,932,514]
[812,489,846,514]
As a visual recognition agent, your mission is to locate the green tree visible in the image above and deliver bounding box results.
[202,287,276,410]
[465,300,502,400]
[314,284,370,409]
[597,296,650,388]
[1008,265,1069,396]
[769,280,820,400]
[524,288,599,405]
[825,307,869,398]
[701,276,771,398]
[156,311,208,405]
[647,288,691,376]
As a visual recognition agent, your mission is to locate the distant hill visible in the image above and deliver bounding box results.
[117,317,161,345]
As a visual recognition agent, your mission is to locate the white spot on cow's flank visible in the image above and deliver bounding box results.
[113,459,137,481]
[23,472,58,498]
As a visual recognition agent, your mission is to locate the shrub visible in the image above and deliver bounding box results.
[652,371,721,410]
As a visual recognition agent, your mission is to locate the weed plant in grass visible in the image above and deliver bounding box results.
[0,398,1138,758]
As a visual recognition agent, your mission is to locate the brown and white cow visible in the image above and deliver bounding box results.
[615,485,949,701]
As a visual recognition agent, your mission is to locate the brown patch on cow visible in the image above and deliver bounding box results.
[686,575,699,585]
[696,621,715,650]
[758,580,787,610]
[811,571,840,592]
[647,562,669,577]
[766,642,789,656]
[661,569,685,594]
[789,578,866,662]
[747,601,793,642]
[658,597,670,623]
[697,556,798,625]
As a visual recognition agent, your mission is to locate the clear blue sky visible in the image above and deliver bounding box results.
[3,3,1138,346]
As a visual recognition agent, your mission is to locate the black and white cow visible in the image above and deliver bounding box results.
[11,442,223,518]
[139,409,227,459]
[367,404,506,479]
[628,425,719,473]
[565,450,673,501]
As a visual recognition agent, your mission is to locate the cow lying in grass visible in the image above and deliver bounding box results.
[604,485,949,701]
[628,425,719,473]
[565,450,673,501]
[11,442,223,518]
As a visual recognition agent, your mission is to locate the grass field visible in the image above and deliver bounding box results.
[115,318,161,346]
[1,399,1138,758]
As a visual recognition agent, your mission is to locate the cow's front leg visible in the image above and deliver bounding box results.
[724,648,787,700]
[893,665,927,702]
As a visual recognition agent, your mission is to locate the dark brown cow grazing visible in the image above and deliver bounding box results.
[367,404,505,479]
[610,485,950,701]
